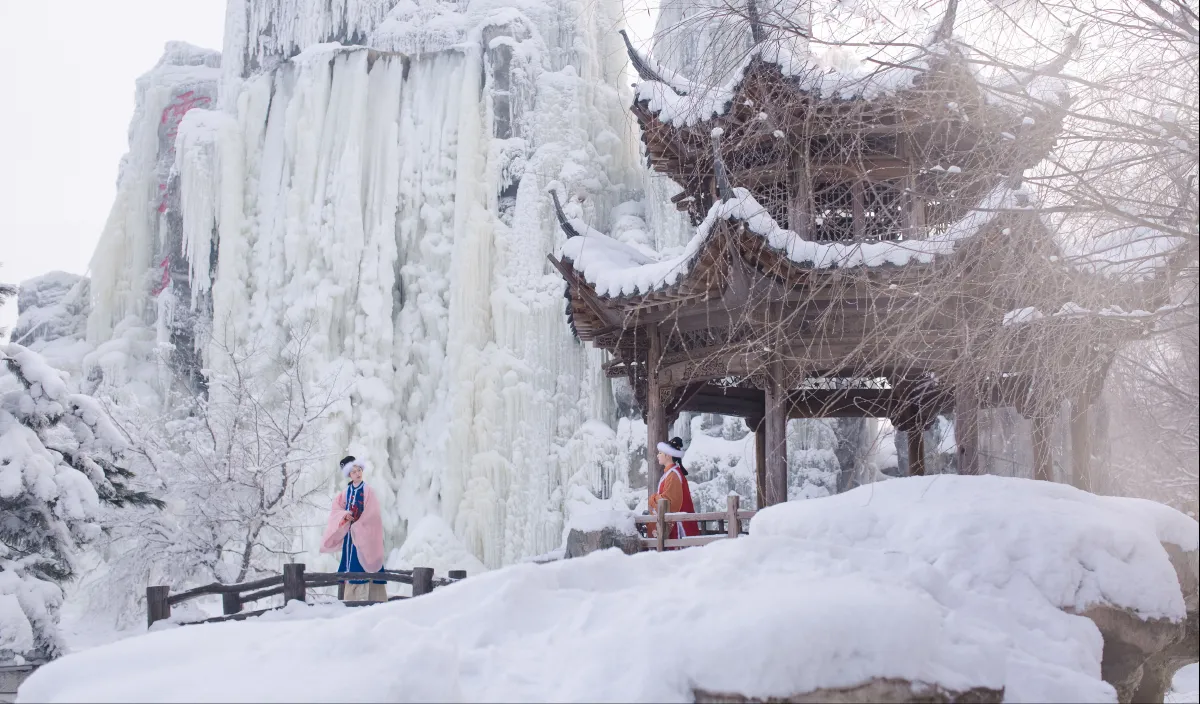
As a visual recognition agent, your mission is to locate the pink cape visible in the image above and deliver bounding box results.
[319,484,385,572]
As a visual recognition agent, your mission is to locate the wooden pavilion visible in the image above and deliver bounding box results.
[549,13,1155,506]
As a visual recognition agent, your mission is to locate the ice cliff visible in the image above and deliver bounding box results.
[82,0,698,569]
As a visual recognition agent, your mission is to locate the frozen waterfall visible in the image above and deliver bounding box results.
[85,0,691,569]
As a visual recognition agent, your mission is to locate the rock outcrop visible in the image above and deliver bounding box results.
[694,679,1003,703]
[1080,543,1199,702]
[563,526,642,559]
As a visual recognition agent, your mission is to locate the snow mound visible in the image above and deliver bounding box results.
[752,475,1197,621]
[19,477,1196,703]
[1168,663,1199,704]
[385,516,487,577]
[562,483,638,537]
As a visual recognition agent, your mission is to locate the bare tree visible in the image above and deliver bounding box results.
[86,322,347,624]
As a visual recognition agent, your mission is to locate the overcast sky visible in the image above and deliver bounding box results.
[0,0,657,336]
[0,0,226,332]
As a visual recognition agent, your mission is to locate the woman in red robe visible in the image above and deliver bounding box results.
[648,437,698,539]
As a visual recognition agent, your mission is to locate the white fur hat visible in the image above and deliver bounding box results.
[656,441,684,458]
[340,456,368,477]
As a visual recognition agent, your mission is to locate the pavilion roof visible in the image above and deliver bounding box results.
[624,20,1071,131]
[555,184,1031,301]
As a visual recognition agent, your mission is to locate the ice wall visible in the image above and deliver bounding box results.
[159,0,655,568]
[87,43,221,345]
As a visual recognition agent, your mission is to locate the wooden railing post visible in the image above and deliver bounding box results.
[283,563,306,603]
[412,567,434,596]
[222,592,242,616]
[656,498,669,552]
[448,570,467,580]
[726,495,740,538]
[146,585,170,628]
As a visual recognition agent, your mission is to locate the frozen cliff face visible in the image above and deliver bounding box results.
[95,0,688,570]
[85,41,220,402]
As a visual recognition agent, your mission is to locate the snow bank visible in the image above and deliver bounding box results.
[1168,663,1199,704]
[385,516,487,577]
[19,476,1196,703]
[752,475,1197,621]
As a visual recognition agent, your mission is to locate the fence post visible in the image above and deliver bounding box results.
[146,585,171,628]
[448,570,467,580]
[726,495,740,539]
[283,563,306,603]
[412,567,434,596]
[222,592,242,616]
[656,498,669,552]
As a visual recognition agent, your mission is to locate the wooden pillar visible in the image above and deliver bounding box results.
[655,499,669,552]
[282,563,306,603]
[908,426,926,477]
[898,133,925,238]
[412,567,434,596]
[1070,401,1091,490]
[750,417,766,509]
[221,592,242,616]
[726,495,741,538]
[646,324,666,497]
[146,585,170,628]
[955,381,979,475]
[851,179,866,240]
[1032,414,1053,481]
[764,361,789,506]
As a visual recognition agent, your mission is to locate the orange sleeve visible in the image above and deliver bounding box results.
[650,471,684,515]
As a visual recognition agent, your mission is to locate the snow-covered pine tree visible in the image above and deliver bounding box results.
[0,343,160,664]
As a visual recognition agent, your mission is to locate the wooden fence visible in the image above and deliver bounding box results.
[635,495,756,551]
[146,563,466,628]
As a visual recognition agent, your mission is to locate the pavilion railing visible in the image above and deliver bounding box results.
[146,563,466,628]
[634,495,756,551]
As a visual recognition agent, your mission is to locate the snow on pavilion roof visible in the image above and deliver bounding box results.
[557,184,1031,300]
[629,29,1070,130]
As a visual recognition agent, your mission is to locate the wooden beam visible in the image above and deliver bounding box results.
[764,360,789,506]
[646,324,667,495]
[547,256,622,329]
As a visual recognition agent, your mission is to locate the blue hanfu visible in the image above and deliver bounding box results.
[336,482,386,585]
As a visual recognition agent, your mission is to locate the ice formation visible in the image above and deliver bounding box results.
[83,0,700,569]
[79,0,1043,573]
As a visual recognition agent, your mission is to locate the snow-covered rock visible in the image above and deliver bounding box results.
[18,476,1198,703]
[11,273,88,348]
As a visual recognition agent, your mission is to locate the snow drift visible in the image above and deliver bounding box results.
[18,476,1198,703]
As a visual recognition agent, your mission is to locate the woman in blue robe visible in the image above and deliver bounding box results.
[320,456,387,602]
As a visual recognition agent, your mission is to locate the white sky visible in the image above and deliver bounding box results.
[0,0,226,333]
[0,0,657,336]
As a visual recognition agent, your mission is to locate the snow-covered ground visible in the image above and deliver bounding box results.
[18,476,1197,703]
[1168,663,1200,704]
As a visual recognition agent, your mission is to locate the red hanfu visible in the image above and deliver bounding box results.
[649,465,698,539]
